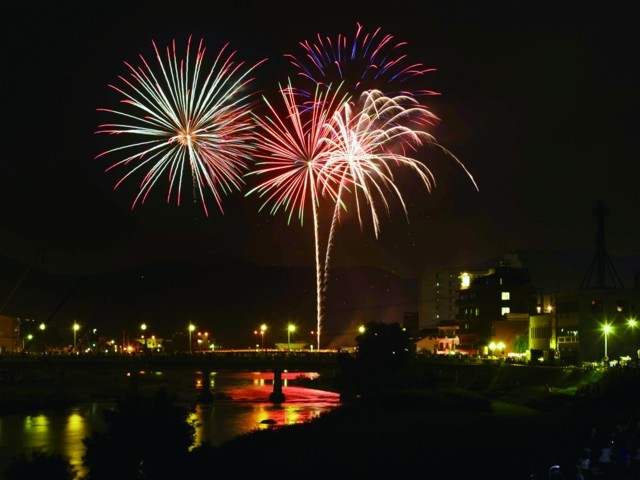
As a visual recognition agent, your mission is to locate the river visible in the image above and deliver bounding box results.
[0,371,341,477]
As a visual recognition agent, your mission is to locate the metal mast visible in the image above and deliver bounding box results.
[579,200,625,289]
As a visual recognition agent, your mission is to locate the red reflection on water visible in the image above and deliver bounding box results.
[190,373,341,447]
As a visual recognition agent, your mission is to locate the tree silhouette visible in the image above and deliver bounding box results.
[334,321,415,398]
[356,321,413,366]
[82,388,196,480]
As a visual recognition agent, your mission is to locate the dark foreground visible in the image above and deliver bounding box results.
[2,363,639,479]
[205,366,640,479]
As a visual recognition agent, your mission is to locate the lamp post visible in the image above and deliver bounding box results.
[73,322,79,352]
[140,323,148,352]
[630,318,639,361]
[189,323,195,353]
[603,323,612,363]
[259,324,267,351]
[287,324,296,351]
[39,322,46,354]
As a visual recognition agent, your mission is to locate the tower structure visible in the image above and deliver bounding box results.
[579,200,625,289]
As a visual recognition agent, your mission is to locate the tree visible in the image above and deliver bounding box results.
[82,388,196,480]
[334,321,415,398]
[356,321,413,366]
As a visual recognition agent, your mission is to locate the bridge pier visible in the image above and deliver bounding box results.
[196,370,214,404]
[268,369,285,403]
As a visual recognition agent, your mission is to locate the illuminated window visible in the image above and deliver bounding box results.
[501,291,510,301]
[460,273,471,289]
[501,307,510,316]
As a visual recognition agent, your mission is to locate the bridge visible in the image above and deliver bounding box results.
[0,350,343,371]
[0,351,344,403]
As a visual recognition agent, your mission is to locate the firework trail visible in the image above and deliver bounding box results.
[95,36,267,216]
[285,24,477,330]
[244,81,351,350]
[323,90,440,238]
[285,22,439,100]
[320,90,478,283]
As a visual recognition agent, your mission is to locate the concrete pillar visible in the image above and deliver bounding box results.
[269,369,285,403]
[197,370,214,404]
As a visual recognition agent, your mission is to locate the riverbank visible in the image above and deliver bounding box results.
[2,364,638,478]
[207,368,640,478]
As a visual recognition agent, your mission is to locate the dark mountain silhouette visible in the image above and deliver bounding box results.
[0,253,418,349]
[1,248,637,348]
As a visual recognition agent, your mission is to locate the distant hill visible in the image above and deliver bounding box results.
[0,254,418,349]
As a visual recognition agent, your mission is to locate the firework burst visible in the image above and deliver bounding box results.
[244,80,351,350]
[285,22,439,100]
[320,90,478,284]
[323,89,477,238]
[95,35,267,216]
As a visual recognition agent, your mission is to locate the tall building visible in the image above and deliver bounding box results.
[0,315,20,352]
[419,267,485,328]
[455,253,538,351]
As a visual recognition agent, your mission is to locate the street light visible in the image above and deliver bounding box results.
[73,322,80,352]
[260,324,267,351]
[140,323,147,352]
[603,323,612,363]
[188,323,195,353]
[39,322,46,354]
[287,324,296,351]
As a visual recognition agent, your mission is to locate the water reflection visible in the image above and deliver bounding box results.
[0,372,339,476]
[2,408,97,477]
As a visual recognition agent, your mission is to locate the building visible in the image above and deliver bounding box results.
[415,322,460,355]
[419,266,488,329]
[0,315,20,352]
[455,252,538,352]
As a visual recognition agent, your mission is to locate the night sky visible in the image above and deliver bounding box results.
[3,0,639,282]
